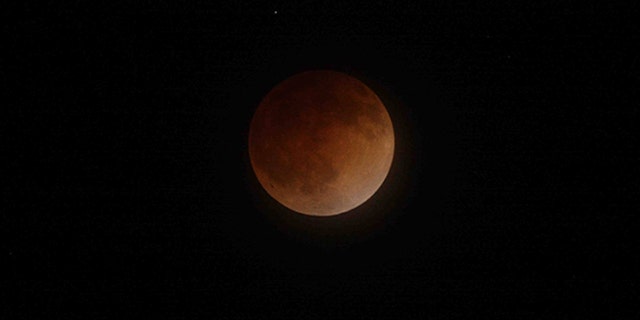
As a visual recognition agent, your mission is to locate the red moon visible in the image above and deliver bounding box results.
[249,70,394,216]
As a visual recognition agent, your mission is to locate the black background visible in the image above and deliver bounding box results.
[5,1,640,318]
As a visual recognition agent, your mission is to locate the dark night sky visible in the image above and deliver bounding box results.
[5,2,640,318]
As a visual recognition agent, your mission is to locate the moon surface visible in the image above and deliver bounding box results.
[249,70,394,216]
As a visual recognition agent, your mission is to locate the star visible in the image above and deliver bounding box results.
[273,10,278,15]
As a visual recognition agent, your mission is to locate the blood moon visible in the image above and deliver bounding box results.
[249,70,394,216]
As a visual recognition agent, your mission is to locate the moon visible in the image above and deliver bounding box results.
[249,70,394,216]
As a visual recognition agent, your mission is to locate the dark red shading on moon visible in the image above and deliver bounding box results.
[249,70,394,216]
